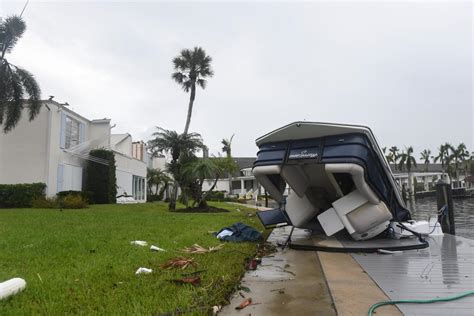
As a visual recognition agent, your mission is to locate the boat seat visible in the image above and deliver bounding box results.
[252,165,285,203]
[325,163,380,205]
[281,165,309,198]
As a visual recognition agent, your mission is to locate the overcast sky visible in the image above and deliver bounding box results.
[1,0,472,159]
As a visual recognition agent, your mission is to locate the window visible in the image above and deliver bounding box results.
[65,116,80,149]
[60,113,84,149]
[133,175,145,200]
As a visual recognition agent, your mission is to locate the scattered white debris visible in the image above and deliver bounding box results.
[0,278,26,300]
[135,267,153,275]
[117,196,139,204]
[150,245,165,252]
[130,240,148,246]
[216,229,234,239]
[212,305,222,314]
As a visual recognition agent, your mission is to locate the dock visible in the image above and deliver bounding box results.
[220,227,474,315]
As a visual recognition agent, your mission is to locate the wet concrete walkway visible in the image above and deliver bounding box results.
[220,226,402,316]
[220,227,336,315]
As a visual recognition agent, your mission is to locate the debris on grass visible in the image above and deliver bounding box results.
[181,243,224,254]
[135,267,153,275]
[169,276,201,286]
[150,245,165,252]
[235,297,252,310]
[160,257,197,270]
[212,305,222,315]
[181,270,206,277]
[130,240,148,247]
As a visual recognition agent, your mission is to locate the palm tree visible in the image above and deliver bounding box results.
[221,134,234,158]
[186,157,238,208]
[172,47,214,135]
[449,143,470,187]
[434,143,452,173]
[147,168,171,198]
[148,127,205,210]
[388,146,400,170]
[420,149,431,172]
[0,15,41,132]
[398,146,417,196]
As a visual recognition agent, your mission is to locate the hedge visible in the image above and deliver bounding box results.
[57,190,93,202]
[0,183,47,208]
[84,149,117,204]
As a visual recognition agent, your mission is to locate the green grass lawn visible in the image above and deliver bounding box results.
[0,202,264,315]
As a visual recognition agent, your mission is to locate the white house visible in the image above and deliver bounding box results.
[0,100,148,202]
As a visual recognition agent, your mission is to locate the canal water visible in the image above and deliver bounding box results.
[408,197,474,239]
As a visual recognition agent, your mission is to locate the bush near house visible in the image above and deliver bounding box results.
[85,149,117,204]
[0,183,46,208]
[57,190,93,203]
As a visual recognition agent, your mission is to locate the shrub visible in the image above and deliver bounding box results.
[31,197,58,209]
[57,190,92,202]
[0,183,46,208]
[147,194,161,202]
[85,149,117,204]
[60,195,88,209]
[205,191,225,201]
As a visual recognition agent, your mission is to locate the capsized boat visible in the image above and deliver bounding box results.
[253,121,441,243]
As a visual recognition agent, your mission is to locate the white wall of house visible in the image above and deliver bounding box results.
[0,106,49,185]
[115,152,147,201]
[202,179,230,192]
[0,100,148,202]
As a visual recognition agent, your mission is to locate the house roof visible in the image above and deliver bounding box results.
[390,163,444,173]
[111,133,131,146]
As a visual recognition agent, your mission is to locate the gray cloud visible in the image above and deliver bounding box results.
[2,0,472,158]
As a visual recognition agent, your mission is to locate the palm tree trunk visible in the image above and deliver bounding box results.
[199,176,219,208]
[407,172,414,197]
[169,183,178,210]
[183,83,196,135]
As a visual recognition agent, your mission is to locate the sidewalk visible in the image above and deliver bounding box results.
[219,227,335,315]
[220,226,401,316]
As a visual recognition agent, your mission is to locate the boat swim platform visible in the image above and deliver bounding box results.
[221,227,473,315]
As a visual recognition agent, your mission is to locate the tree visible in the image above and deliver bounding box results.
[398,146,417,196]
[147,168,171,198]
[434,143,452,173]
[448,143,470,187]
[147,127,205,210]
[85,149,117,204]
[172,47,214,135]
[221,134,234,158]
[186,157,238,208]
[0,15,41,133]
[420,149,431,172]
[387,146,401,170]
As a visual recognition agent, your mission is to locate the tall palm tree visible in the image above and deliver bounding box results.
[148,127,205,210]
[434,143,452,173]
[420,149,431,172]
[0,15,41,132]
[398,146,417,196]
[172,47,214,135]
[221,134,234,158]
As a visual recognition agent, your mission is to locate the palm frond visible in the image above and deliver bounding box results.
[1,16,26,57]
[15,66,41,120]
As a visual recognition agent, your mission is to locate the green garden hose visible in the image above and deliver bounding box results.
[368,290,474,316]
